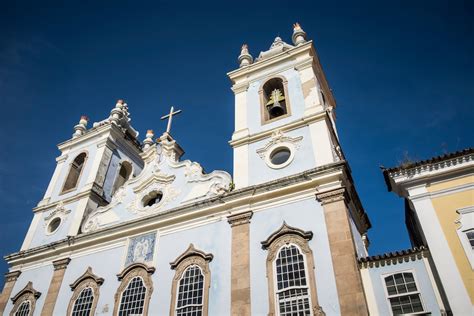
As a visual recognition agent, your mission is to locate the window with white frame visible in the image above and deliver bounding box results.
[456,206,474,268]
[176,265,204,316]
[384,272,424,314]
[275,244,311,315]
[261,223,324,316]
[14,301,31,316]
[118,277,147,316]
[170,244,213,316]
[71,287,93,316]
[113,263,155,316]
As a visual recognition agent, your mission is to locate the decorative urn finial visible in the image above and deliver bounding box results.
[73,115,89,138]
[143,129,155,150]
[110,99,125,124]
[292,22,307,46]
[238,43,253,67]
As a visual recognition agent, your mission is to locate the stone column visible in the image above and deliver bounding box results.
[227,211,253,316]
[316,188,368,315]
[41,258,71,316]
[0,270,21,314]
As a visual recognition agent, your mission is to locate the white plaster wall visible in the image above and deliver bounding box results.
[3,265,54,316]
[28,200,81,248]
[366,259,442,315]
[31,219,231,315]
[250,197,341,316]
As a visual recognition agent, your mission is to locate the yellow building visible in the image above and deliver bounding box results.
[383,148,474,315]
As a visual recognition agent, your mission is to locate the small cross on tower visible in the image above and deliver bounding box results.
[160,106,182,134]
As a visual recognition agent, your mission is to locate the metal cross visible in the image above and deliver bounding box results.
[160,106,182,134]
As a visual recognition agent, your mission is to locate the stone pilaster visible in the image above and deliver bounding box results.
[316,188,368,316]
[41,258,71,316]
[227,211,253,316]
[0,271,21,314]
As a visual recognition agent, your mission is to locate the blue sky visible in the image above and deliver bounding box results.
[0,0,472,284]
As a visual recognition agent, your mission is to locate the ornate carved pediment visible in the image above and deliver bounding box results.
[261,221,313,250]
[11,282,41,303]
[44,202,71,222]
[116,262,155,281]
[82,134,231,233]
[256,130,303,160]
[70,267,104,290]
[170,244,214,270]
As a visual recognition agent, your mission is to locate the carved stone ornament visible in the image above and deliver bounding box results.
[227,211,253,227]
[113,263,155,316]
[4,271,21,283]
[67,267,104,316]
[315,187,348,205]
[43,201,71,234]
[256,130,303,169]
[261,221,313,250]
[53,257,71,271]
[169,244,213,316]
[82,135,232,233]
[9,282,41,316]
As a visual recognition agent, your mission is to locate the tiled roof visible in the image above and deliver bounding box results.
[382,148,473,173]
[359,246,428,266]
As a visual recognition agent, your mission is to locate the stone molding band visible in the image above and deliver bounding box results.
[227,211,253,227]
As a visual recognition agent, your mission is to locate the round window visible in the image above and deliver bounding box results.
[48,217,62,233]
[142,191,163,207]
[270,147,291,166]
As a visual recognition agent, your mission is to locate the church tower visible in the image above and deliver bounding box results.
[20,100,144,250]
[228,23,340,188]
[228,24,372,315]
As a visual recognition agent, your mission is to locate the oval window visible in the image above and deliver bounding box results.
[48,217,62,233]
[270,148,291,166]
[142,191,163,207]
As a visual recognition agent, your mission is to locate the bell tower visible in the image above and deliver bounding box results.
[228,23,341,188]
[20,100,144,250]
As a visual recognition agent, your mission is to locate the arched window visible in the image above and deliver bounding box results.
[384,272,424,314]
[67,267,104,316]
[9,282,41,316]
[170,244,213,316]
[259,77,291,123]
[261,222,324,316]
[62,153,87,193]
[113,263,155,316]
[112,161,133,196]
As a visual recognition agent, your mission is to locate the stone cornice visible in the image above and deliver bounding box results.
[4,270,21,283]
[227,211,253,227]
[315,187,348,205]
[5,162,356,267]
[53,257,71,270]
[229,110,327,147]
[227,41,313,81]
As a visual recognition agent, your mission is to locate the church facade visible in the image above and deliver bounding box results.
[0,24,466,316]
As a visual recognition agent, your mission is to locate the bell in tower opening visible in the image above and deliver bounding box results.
[261,77,289,121]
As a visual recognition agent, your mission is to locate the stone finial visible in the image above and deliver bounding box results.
[72,115,88,138]
[143,129,155,150]
[238,43,253,67]
[109,99,126,124]
[292,22,307,46]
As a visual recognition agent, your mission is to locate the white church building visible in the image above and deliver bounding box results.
[0,24,458,316]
